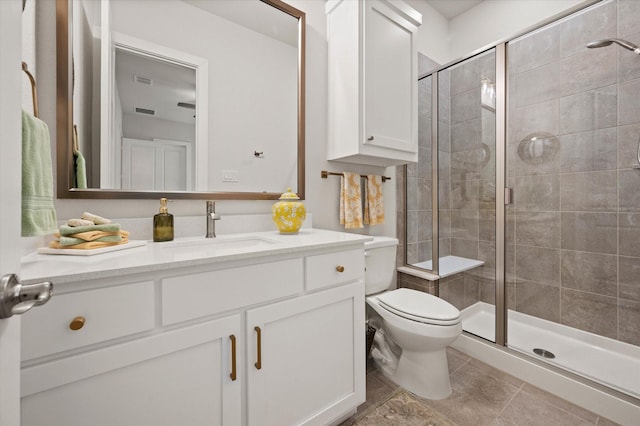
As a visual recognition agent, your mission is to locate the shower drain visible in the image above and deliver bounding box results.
[533,348,556,359]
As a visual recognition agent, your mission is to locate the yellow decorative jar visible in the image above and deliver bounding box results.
[272,188,306,234]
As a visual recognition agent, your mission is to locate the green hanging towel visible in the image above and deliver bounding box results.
[22,110,58,236]
[73,124,87,188]
[74,151,87,189]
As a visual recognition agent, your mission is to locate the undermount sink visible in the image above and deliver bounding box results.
[158,235,279,253]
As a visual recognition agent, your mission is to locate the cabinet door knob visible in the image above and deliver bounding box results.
[254,326,262,370]
[69,316,85,331]
[336,265,345,273]
[229,335,237,381]
[367,136,375,141]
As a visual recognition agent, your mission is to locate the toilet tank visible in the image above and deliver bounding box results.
[364,237,399,295]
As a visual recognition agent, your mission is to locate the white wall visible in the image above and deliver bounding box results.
[404,0,450,66]
[21,0,36,112]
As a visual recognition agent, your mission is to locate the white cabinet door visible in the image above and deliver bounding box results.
[326,0,421,166]
[363,0,418,155]
[22,316,241,426]
[246,283,365,426]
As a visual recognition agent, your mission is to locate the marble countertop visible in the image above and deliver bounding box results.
[20,229,372,284]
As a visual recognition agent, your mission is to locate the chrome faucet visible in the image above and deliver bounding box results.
[206,201,221,238]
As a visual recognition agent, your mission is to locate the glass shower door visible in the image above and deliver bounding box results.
[437,49,497,343]
[505,0,640,398]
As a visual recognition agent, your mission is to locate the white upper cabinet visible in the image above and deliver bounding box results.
[326,0,422,166]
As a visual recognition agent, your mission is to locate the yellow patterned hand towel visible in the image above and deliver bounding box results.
[22,110,58,236]
[364,175,384,226]
[340,172,364,229]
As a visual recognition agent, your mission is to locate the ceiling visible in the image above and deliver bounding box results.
[183,0,299,47]
[116,49,196,125]
[425,0,483,20]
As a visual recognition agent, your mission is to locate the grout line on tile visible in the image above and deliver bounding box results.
[494,382,525,420]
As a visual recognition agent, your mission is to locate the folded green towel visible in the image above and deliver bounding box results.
[58,234,122,247]
[22,110,58,237]
[59,223,120,236]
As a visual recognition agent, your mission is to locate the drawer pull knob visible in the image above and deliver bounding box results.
[69,316,85,331]
[229,335,237,381]
[254,326,262,370]
[336,265,345,273]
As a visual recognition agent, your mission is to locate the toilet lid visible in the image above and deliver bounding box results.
[377,288,460,326]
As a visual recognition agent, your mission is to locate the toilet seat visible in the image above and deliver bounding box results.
[377,288,460,326]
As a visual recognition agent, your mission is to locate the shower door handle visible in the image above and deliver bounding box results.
[504,188,512,205]
[0,274,53,319]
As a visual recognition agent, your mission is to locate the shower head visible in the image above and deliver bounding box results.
[586,38,640,55]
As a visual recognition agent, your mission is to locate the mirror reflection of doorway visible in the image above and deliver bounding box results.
[111,48,197,190]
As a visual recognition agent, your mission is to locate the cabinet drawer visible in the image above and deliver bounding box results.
[305,249,364,291]
[22,281,155,361]
[162,258,303,325]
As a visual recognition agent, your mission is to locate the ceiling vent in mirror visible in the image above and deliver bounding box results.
[134,75,153,86]
[134,107,156,115]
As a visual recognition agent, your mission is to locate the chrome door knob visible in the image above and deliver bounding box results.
[0,273,53,319]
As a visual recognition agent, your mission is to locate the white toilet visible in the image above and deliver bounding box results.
[365,236,462,400]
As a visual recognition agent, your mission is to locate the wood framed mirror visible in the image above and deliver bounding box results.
[56,0,305,200]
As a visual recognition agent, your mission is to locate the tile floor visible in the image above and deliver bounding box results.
[340,348,619,426]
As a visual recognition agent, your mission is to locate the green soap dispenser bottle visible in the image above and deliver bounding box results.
[153,198,174,242]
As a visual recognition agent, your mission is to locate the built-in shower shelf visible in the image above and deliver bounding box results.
[398,256,484,281]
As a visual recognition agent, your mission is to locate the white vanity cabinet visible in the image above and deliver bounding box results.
[20,236,366,426]
[22,315,242,426]
[326,0,422,166]
[20,278,241,426]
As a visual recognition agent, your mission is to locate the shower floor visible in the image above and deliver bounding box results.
[461,301,640,400]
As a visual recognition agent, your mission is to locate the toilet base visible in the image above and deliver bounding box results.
[375,348,452,400]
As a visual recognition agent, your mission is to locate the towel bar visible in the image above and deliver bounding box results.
[22,61,39,118]
[321,170,391,182]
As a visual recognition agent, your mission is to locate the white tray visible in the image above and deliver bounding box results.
[37,240,147,256]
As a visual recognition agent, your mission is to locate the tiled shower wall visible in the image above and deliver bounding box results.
[397,53,438,293]
[402,54,438,267]
[507,0,640,345]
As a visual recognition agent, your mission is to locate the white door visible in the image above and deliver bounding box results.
[1,0,24,424]
[121,138,192,191]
